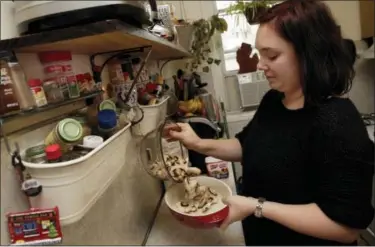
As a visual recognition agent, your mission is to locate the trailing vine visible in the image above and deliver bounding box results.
[188,14,228,73]
[226,0,278,24]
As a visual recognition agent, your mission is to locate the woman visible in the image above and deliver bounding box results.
[165,0,374,245]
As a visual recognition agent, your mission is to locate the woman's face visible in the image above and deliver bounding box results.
[255,23,301,94]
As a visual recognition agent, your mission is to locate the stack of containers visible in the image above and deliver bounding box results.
[97,109,118,140]
[38,51,80,100]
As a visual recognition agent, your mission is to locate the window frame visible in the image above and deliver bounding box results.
[215,1,263,76]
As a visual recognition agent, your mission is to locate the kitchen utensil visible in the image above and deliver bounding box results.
[164,176,231,228]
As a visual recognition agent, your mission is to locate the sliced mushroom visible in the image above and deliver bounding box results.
[186,167,201,176]
[208,188,218,196]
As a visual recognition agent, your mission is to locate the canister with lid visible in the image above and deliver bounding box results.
[97,109,117,139]
[72,116,91,139]
[99,99,116,111]
[25,144,47,164]
[45,118,83,152]
[45,144,63,163]
[83,135,104,149]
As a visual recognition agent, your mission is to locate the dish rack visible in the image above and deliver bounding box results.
[20,122,132,226]
[131,96,169,136]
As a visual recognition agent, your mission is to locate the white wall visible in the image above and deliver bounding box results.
[324,1,361,41]
[159,0,228,108]
[0,1,19,39]
[349,58,375,114]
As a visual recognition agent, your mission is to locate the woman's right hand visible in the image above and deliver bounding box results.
[163,123,201,150]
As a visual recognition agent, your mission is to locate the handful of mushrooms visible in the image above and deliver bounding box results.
[176,177,220,214]
[149,154,201,182]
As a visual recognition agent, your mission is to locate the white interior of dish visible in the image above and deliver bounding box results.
[165,176,232,217]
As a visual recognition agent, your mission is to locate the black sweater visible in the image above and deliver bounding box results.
[236,90,374,246]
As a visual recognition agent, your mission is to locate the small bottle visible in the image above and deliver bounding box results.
[45,144,63,163]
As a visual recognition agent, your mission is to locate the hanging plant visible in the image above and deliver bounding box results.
[188,14,228,73]
[226,0,278,24]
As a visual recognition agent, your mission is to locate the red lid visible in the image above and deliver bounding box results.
[84,73,92,80]
[45,144,62,161]
[76,74,84,81]
[38,51,72,63]
[27,78,42,87]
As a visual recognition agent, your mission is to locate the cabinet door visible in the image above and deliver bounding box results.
[359,1,374,38]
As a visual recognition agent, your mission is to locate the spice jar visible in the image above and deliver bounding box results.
[45,118,83,153]
[45,144,63,163]
[28,79,48,107]
[38,51,80,99]
[43,79,64,104]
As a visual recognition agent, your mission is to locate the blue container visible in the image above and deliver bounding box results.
[97,109,117,130]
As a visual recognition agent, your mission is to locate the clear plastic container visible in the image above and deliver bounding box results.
[7,56,36,111]
[38,51,80,99]
[139,118,191,183]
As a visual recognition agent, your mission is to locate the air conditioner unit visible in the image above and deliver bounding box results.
[236,71,270,108]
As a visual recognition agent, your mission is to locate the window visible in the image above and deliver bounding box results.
[216,1,259,73]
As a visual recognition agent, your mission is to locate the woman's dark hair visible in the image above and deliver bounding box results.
[256,0,354,105]
[342,39,358,66]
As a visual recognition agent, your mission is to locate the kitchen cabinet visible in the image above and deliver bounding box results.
[324,1,374,40]
[358,1,374,39]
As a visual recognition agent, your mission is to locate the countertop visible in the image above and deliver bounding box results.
[146,163,245,246]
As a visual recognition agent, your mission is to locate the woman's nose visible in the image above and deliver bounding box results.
[257,60,268,71]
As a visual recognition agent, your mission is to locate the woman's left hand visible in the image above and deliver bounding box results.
[220,195,257,230]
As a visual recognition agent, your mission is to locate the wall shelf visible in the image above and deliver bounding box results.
[0,90,103,121]
[0,91,103,135]
[0,19,191,60]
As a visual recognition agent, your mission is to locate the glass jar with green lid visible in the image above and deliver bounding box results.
[72,116,92,140]
[45,118,83,153]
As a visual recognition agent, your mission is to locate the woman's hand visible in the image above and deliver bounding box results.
[220,195,257,230]
[163,123,202,150]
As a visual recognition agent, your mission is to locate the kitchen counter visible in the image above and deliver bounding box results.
[146,163,245,246]
[145,201,245,245]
